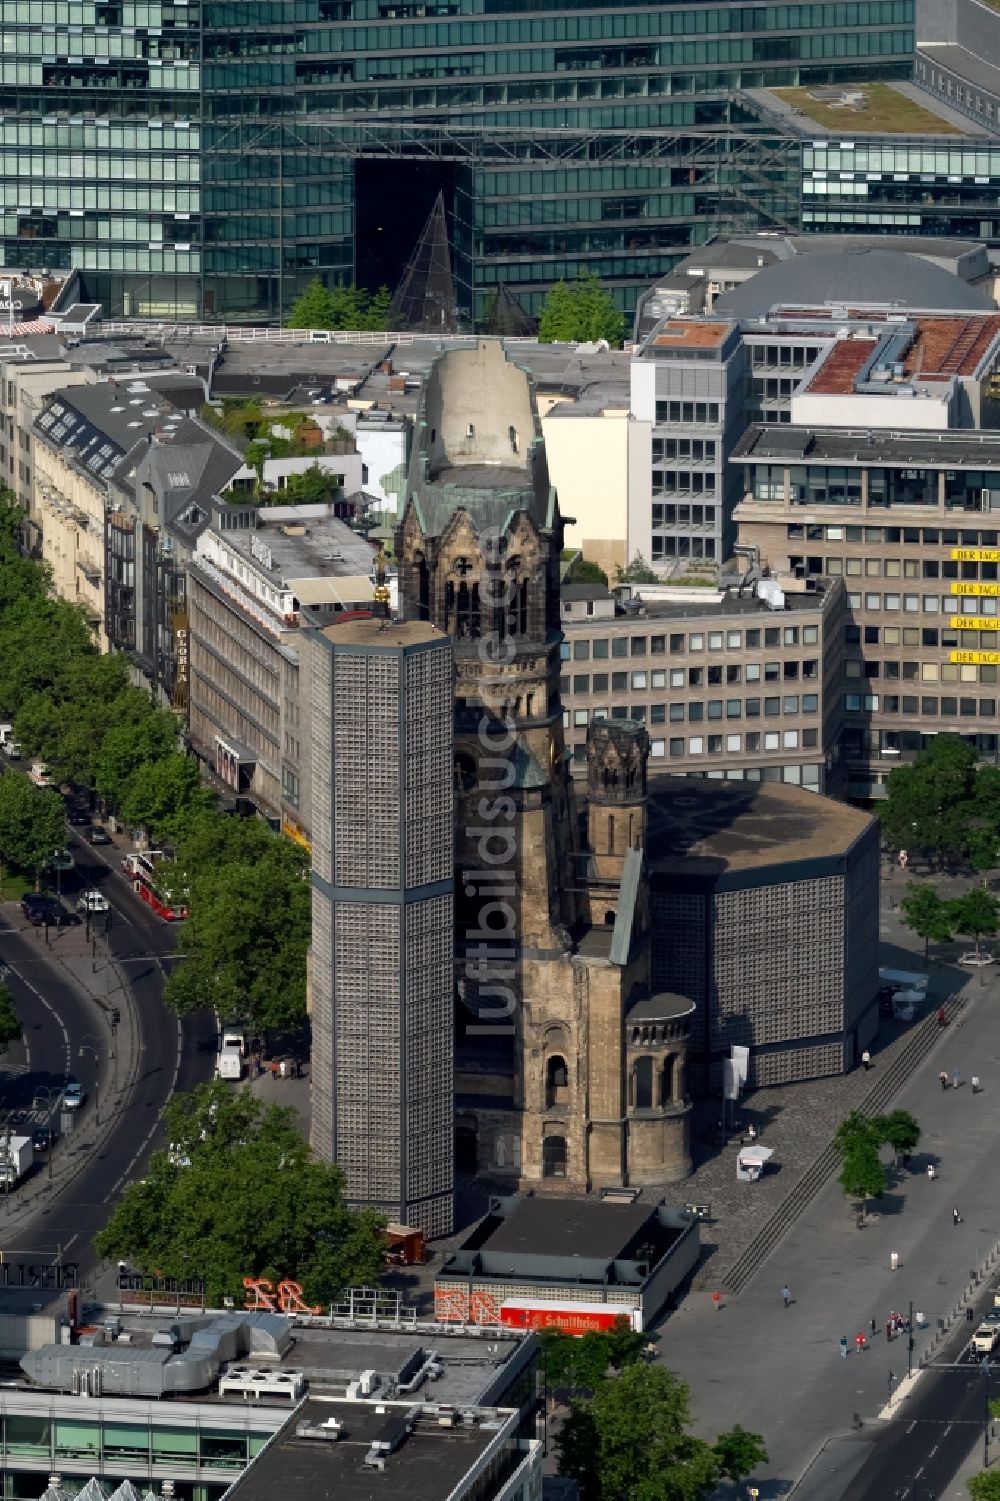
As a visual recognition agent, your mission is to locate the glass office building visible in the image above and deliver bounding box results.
[0,0,914,322]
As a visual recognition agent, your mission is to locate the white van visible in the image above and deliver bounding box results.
[29,761,52,787]
[0,723,13,746]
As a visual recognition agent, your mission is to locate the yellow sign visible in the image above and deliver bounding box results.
[951,651,1000,665]
[952,549,1000,563]
[950,583,1000,598]
[953,617,1000,631]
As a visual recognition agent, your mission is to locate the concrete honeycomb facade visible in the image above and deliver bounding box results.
[306,618,455,1238]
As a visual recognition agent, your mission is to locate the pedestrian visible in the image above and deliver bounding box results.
[870,1317,877,1338]
[782,1284,791,1308]
[972,1074,981,1095]
[939,1070,949,1092]
[270,1059,278,1081]
[886,1318,893,1342]
[927,1162,936,1181]
[855,1331,866,1353]
[116,1259,127,1277]
[861,1048,871,1071]
[840,1335,849,1358]
[890,1250,899,1272]
[954,1206,963,1226]
[953,1067,961,1089]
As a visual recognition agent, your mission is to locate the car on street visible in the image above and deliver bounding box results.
[85,826,112,846]
[958,951,995,966]
[66,807,91,826]
[20,893,79,928]
[61,1080,83,1110]
[31,1127,51,1153]
[76,889,110,915]
[47,848,75,872]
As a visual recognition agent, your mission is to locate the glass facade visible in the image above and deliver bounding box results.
[799,138,1000,240]
[0,0,914,321]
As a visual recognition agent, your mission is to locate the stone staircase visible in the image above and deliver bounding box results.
[718,994,965,1296]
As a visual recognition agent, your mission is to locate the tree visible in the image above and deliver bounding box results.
[540,1324,645,1397]
[363,285,392,331]
[286,276,337,330]
[0,775,68,884]
[616,553,659,585]
[968,1471,1000,1500]
[555,1362,765,1501]
[567,558,609,588]
[899,881,953,961]
[833,1110,880,1160]
[264,463,344,508]
[948,886,1000,963]
[0,983,22,1054]
[163,831,311,1029]
[121,754,213,839]
[882,734,977,867]
[93,706,180,809]
[713,1425,769,1488]
[838,1143,886,1221]
[538,275,625,346]
[874,1109,921,1166]
[94,1082,385,1306]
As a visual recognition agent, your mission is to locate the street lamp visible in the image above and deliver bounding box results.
[78,1037,100,1126]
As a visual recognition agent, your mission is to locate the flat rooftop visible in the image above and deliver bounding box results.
[221,507,375,584]
[800,315,1000,395]
[225,1398,510,1501]
[919,42,1000,103]
[470,1196,654,1262]
[732,423,1000,469]
[319,616,441,648]
[648,318,736,351]
[645,776,873,877]
[760,81,964,135]
[560,584,833,627]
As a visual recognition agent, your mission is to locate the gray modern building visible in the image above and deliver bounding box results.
[306,616,455,1238]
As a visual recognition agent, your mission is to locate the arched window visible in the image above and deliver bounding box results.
[632,1055,654,1110]
[546,1055,569,1107]
[660,1055,676,1106]
[542,1135,567,1178]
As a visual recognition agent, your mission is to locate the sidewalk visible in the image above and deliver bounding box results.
[660,965,1000,1495]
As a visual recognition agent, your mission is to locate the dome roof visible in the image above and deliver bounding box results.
[714,247,995,319]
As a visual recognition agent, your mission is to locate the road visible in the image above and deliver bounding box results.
[840,1363,992,1500]
[0,830,215,1273]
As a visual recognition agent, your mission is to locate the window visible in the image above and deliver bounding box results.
[543,1136,567,1177]
[612,638,628,658]
[593,638,609,659]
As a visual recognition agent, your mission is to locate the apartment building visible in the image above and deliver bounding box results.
[186,503,377,840]
[560,578,845,792]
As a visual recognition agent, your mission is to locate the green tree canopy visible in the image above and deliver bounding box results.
[93,707,181,808]
[287,278,392,332]
[899,881,954,960]
[882,734,977,865]
[94,1083,385,1306]
[968,1471,1000,1500]
[616,553,658,585]
[540,1324,645,1396]
[874,1109,921,1163]
[163,826,311,1029]
[712,1425,770,1486]
[833,1110,881,1159]
[0,983,22,1054]
[838,1144,886,1218]
[948,886,1000,961]
[538,275,625,346]
[0,775,68,881]
[555,1362,766,1501]
[264,463,344,508]
[121,754,214,840]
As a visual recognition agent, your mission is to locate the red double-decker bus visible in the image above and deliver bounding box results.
[122,851,188,922]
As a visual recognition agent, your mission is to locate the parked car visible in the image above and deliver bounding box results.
[85,826,112,846]
[62,1080,83,1110]
[66,807,91,827]
[47,849,74,873]
[28,761,52,787]
[31,1127,51,1153]
[958,951,995,967]
[77,889,110,915]
[21,893,79,928]
[4,741,21,759]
